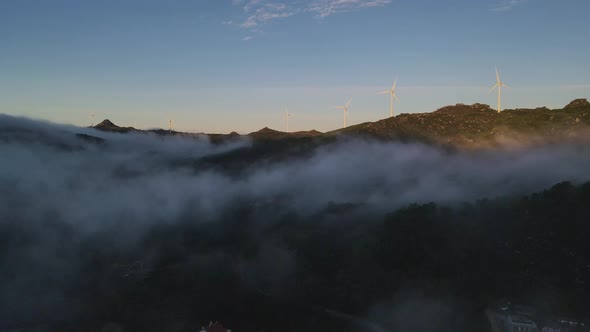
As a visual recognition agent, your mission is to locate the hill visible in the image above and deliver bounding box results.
[93,119,137,133]
[335,99,590,147]
[248,127,323,140]
[91,120,322,143]
[89,98,590,148]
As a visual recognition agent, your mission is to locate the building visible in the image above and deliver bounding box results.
[538,318,587,332]
[487,306,538,332]
[200,321,232,332]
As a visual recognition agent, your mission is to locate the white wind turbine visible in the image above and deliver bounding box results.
[90,113,95,127]
[335,97,352,129]
[489,67,509,113]
[168,119,174,133]
[377,80,399,117]
[284,108,293,133]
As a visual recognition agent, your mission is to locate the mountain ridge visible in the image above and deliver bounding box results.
[329,98,590,147]
[89,98,590,147]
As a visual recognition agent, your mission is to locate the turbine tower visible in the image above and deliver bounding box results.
[168,119,174,134]
[90,113,95,127]
[335,97,352,129]
[377,80,399,117]
[284,108,292,133]
[489,67,509,113]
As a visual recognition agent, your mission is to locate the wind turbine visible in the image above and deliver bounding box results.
[377,80,399,117]
[489,67,509,113]
[335,97,352,129]
[284,108,292,133]
[90,113,95,127]
[168,119,174,134]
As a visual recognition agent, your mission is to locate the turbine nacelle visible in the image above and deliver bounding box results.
[377,79,399,117]
[490,68,509,112]
[335,97,352,128]
[345,97,352,109]
[335,97,352,111]
[284,108,293,132]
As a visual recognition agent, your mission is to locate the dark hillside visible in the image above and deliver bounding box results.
[5,181,589,331]
[93,119,137,133]
[248,127,323,140]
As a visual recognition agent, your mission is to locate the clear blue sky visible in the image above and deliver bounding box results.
[1,0,589,133]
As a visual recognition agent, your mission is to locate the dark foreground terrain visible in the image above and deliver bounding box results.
[2,181,589,331]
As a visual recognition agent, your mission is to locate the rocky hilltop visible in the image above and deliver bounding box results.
[248,127,323,140]
[335,99,590,147]
[93,119,136,133]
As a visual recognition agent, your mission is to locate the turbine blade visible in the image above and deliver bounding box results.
[377,91,389,95]
[502,83,510,89]
[392,79,397,91]
[488,84,499,94]
[394,94,400,102]
[495,67,500,83]
[346,98,352,108]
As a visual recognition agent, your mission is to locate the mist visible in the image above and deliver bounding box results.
[1,114,590,331]
[3,115,590,226]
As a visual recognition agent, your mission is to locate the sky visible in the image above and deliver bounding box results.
[1,0,590,133]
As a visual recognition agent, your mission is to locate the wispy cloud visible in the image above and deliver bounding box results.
[492,0,527,12]
[232,0,392,30]
[307,0,392,18]
[240,3,299,28]
[242,35,254,41]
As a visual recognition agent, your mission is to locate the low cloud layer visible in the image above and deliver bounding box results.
[4,114,590,231]
[1,114,590,329]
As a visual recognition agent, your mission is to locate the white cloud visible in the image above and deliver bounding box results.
[492,0,527,12]
[242,35,254,41]
[240,3,299,28]
[307,0,392,18]
[233,0,392,30]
